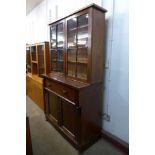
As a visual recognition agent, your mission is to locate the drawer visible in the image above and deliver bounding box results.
[44,79,77,103]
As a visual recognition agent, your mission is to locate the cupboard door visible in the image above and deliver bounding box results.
[60,99,79,138]
[57,23,64,72]
[77,14,88,80]
[45,89,60,125]
[67,14,89,81]
[50,22,65,73]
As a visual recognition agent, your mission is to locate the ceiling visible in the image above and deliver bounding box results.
[26,0,44,15]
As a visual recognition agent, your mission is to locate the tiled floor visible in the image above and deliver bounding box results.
[26,96,126,155]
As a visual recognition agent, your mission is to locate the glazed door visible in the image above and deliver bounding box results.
[44,89,60,125]
[60,99,80,140]
[67,13,89,81]
[50,21,65,73]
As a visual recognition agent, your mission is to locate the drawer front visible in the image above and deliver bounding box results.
[44,79,77,103]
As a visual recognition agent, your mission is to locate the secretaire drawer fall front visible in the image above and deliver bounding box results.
[44,79,78,103]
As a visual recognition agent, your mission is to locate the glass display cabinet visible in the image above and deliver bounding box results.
[26,42,50,75]
[42,4,107,151]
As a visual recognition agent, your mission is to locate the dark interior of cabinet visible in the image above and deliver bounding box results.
[38,45,45,74]
[32,63,38,74]
[26,47,31,73]
[31,46,37,61]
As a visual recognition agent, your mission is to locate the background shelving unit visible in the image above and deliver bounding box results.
[26,41,50,110]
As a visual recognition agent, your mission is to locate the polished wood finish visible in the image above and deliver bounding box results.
[42,4,107,151]
[26,73,44,110]
[91,9,106,83]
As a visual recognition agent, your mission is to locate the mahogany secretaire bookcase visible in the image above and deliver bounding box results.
[41,4,107,151]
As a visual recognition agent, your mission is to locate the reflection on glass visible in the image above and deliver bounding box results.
[57,23,64,48]
[67,18,77,48]
[51,26,56,49]
[77,14,88,47]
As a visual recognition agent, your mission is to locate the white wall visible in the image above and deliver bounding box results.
[26,0,47,43]
[102,0,129,143]
[26,0,129,143]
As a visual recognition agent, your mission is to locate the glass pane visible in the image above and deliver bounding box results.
[38,45,45,74]
[50,23,64,73]
[68,62,76,77]
[67,49,76,62]
[77,64,87,80]
[57,61,63,72]
[57,23,64,72]
[57,49,63,61]
[52,61,57,71]
[77,48,88,63]
[67,18,77,48]
[51,26,56,49]
[57,23,64,48]
[77,14,88,48]
[31,46,36,61]
[51,50,57,71]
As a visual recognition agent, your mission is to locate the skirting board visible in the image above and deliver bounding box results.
[102,130,129,154]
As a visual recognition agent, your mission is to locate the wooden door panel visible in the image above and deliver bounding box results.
[49,92,58,120]
[61,99,77,137]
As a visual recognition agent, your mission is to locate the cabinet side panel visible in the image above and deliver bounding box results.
[91,9,106,83]
[79,83,103,145]
[26,74,44,110]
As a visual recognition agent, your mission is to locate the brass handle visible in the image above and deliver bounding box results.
[62,90,68,94]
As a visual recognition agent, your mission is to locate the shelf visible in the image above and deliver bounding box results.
[52,59,63,62]
[67,47,88,50]
[68,24,88,32]
[31,61,38,63]
[58,31,64,34]
[68,60,88,64]
[50,48,63,50]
